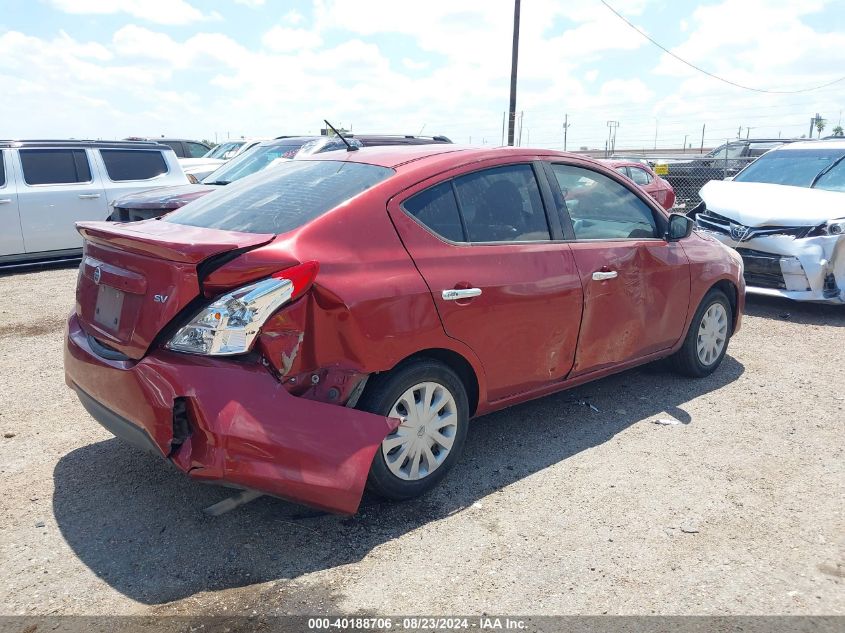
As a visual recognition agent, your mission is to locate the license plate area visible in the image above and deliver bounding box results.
[94,285,125,331]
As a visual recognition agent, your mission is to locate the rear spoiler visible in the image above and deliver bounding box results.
[77,220,274,264]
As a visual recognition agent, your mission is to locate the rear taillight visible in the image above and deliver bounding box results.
[166,261,319,356]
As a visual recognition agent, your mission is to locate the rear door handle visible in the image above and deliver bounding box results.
[0,198,11,204]
[592,271,618,281]
[442,288,482,301]
[78,193,101,199]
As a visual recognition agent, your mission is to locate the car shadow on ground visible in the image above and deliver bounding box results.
[743,294,844,327]
[52,356,744,606]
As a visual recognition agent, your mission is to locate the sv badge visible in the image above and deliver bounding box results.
[153,294,169,303]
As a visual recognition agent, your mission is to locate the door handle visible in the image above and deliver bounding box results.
[0,198,11,204]
[78,193,101,199]
[592,270,618,281]
[442,288,482,301]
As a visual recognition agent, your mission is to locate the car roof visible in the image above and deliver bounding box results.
[0,139,170,150]
[769,139,845,152]
[301,144,589,169]
[723,138,799,144]
[600,159,652,169]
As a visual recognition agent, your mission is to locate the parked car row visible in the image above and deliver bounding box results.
[0,134,454,265]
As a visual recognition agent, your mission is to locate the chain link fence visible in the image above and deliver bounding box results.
[610,140,774,209]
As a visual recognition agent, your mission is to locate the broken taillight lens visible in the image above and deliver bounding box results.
[167,261,319,356]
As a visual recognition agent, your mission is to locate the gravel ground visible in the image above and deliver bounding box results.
[0,265,842,617]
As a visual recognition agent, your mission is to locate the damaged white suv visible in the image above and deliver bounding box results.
[696,140,845,304]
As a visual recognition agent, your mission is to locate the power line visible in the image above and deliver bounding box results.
[600,0,845,94]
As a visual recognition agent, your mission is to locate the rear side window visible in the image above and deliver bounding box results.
[629,167,652,186]
[454,164,550,242]
[0,153,5,187]
[403,182,464,242]
[165,160,394,234]
[161,141,184,157]
[100,149,168,181]
[187,142,209,158]
[20,149,91,185]
[551,164,657,240]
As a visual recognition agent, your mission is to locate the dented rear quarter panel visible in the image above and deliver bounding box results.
[241,184,491,412]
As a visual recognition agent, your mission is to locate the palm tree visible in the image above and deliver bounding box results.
[833,125,844,137]
[815,117,827,137]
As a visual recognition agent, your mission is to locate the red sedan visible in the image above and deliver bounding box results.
[64,145,743,514]
[603,159,676,210]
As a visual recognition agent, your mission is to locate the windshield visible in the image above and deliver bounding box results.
[734,148,845,188]
[201,143,304,185]
[706,144,745,159]
[167,160,394,234]
[203,141,244,159]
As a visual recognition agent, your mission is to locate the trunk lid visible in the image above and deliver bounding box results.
[75,220,274,360]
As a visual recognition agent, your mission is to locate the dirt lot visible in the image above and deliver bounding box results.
[0,265,842,617]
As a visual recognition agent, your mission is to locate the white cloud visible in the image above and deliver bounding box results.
[261,26,323,52]
[402,58,429,71]
[47,0,220,26]
[234,0,266,7]
[283,10,305,25]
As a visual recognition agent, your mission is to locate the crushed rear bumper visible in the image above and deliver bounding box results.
[64,313,398,514]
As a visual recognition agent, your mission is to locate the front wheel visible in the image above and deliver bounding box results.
[670,289,733,377]
[357,360,469,500]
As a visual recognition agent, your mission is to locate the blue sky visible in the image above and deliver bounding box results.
[1,0,843,150]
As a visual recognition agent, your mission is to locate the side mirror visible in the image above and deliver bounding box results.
[667,213,694,241]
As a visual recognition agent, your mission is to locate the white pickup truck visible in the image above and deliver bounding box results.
[0,140,189,267]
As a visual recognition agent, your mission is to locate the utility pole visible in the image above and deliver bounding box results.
[607,120,619,156]
[563,114,570,151]
[683,134,688,152]
[501,112,506,146]
[700,123,705,154]
[809,114,819,139]
[517,111,524,146]
[507,0,521,146]
[653,119,658,150]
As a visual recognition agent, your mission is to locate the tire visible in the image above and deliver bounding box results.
[670,288,733,377]
[357,359,469,500]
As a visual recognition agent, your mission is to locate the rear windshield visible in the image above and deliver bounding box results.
[734,148,845,187]
[165,160,394,234]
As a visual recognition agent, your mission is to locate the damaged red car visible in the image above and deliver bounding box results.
[64,145,744,514]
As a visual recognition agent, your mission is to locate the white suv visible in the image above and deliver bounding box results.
[0,140,189,267]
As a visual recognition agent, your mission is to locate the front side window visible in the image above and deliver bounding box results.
[707,143,746,159]
[551,164,657,240]
[187,142,210,158]
[403,181,464,242]
[100,149,167,181]
[166,160,394,235]
[453,164,550,242]
[629,167,652,186]
[614,166,629,178]
[20,149,92,185]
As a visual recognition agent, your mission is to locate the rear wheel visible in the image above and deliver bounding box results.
[670,288,732,377]
[358,360,469,500]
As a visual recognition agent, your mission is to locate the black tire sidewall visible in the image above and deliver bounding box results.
[358,360,469,500]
